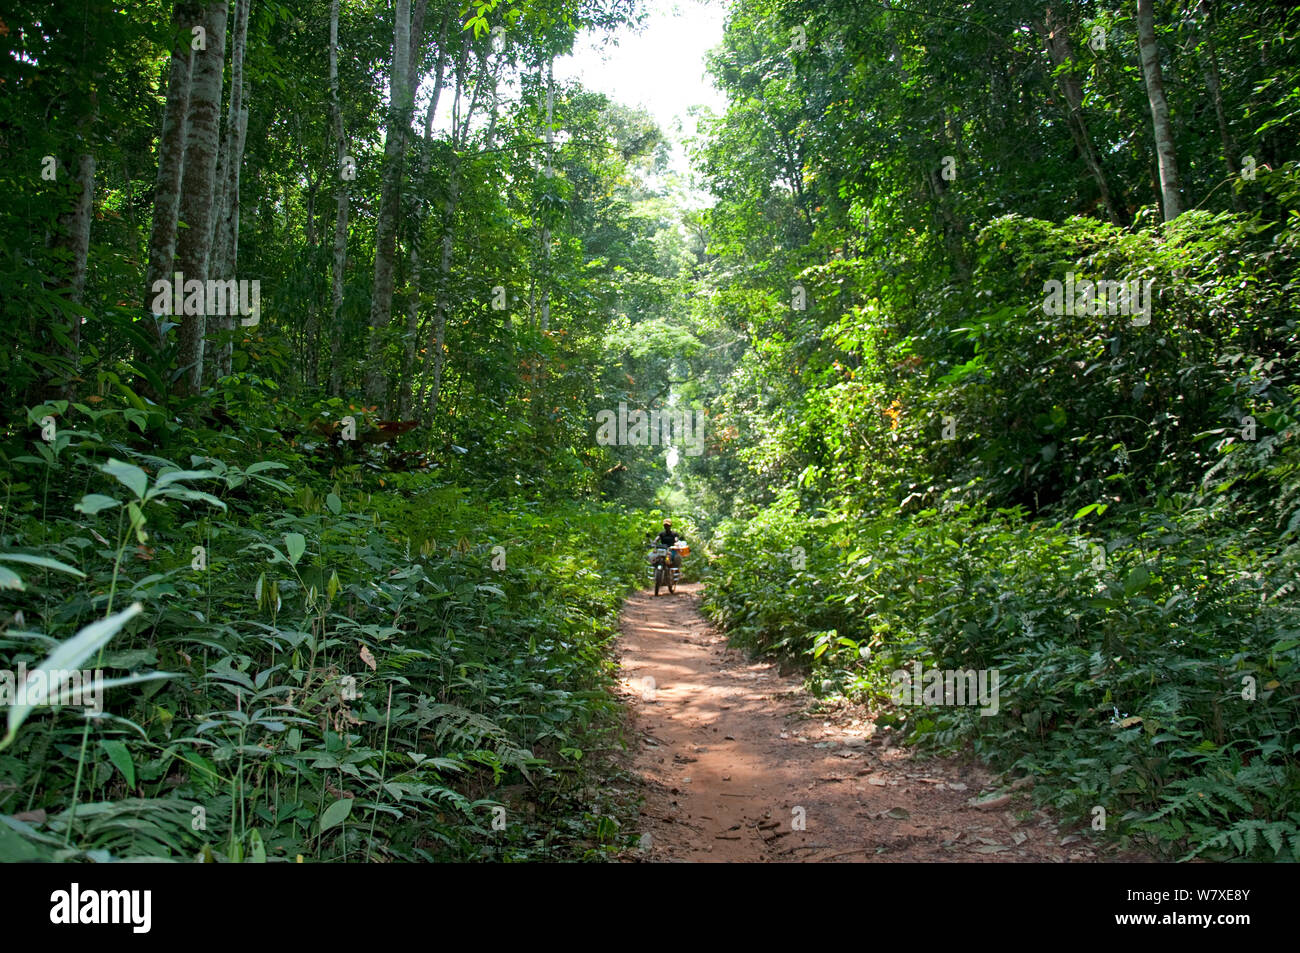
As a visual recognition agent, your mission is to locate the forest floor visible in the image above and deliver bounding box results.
[615,582,1140,863]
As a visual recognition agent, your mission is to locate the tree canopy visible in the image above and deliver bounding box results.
[1,0,1298,865]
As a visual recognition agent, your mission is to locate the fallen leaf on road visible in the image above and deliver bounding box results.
[969,793,1012,810]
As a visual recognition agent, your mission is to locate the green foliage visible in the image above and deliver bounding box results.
[0,404,651,862]
[685,0,1300,863]
[702,483,1300,861]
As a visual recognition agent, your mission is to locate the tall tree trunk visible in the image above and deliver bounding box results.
[408,0,429,69]
[174,0,229,395]
[539,64,554,333]
[1039,7,1126,225]
[302,169,321,386]
[209,1,234,257]
[1197,0,1243,210]
[54,110,97,399]
[426,169,456,423]
[1136,0,1184,221]
[363,0,417,411]
[328,0,349,396]
[145,0,197,354]
[303,173,317,247]
[210,0,251,381]
[926,110,970,279]
[398,7,451,419]
[423,40,473,424]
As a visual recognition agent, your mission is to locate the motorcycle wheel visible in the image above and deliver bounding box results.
[668,564,676,594]
[654,563,663,596]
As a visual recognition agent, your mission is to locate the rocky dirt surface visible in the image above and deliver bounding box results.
[615,583,1137,863]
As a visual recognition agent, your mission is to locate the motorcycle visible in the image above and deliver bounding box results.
[648,542,689,596]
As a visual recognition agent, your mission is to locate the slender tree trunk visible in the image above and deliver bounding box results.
[927,168,969,281]
[1039,7,1126,225]
[210,1,234,257]
[427,170,456,422]
[54,110,97,399]
[539,63,554,334]
[1197,0,1243,210]
[364,0,415,411]
[175,0,228,395]
[210,0,251,381]
[929,111,970,278]
[304,175,317,246]
[988,49,1009,138]
[399,7,451,419]
[776,130,814,236]
[1136,0,1184,221]
[302,170,321,386]
[423,41,472,424]
[59,153,96,304]
[145,0,197,354]
[328,0,349,396]
[210,104,248,382]
[408,0,429,70]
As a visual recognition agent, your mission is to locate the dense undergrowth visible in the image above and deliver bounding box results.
[0,401,650,862]
[701,493,1300,862]
[692,190,1300,862]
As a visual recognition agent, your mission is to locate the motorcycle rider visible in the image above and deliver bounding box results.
[655,519,684,569]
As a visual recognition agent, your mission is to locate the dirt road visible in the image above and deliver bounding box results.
[616,582,1106,863]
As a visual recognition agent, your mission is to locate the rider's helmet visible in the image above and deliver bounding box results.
[663,520,671,528]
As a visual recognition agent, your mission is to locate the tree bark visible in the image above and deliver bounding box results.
[54,117,96,399]
[300,168,320,385]
[145,0,197,354]
[1039,7,1126,225]
[1136,0,1184,221]
[363,0,418,411]
[427,170,457,422]
[1197,0,1243,210]
[539,62,555,333]
[423,40,473,424]
[328,0,349,396]
[210,0,251,381]
[174,0,229,395]
[398,6,451,419]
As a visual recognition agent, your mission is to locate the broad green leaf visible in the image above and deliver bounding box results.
[325,493,342,515]
[0,553,85,578]
[95,673,177,693]
[1124,565,1151,597]
[244,461,289,475]
[151,469,220,492]
[0,602,144,751]
[127,502,148,543]
[170,488,227,510]
[247,828,267,863]
[252,544,287,565]
[100,739,136,788]
[102,459,148,499]
[319,797,354,832]
[75,494,121,515]
[0,821,46,862]
[285,533,306,566]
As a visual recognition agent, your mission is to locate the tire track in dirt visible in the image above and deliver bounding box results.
[616,583,1112,863]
